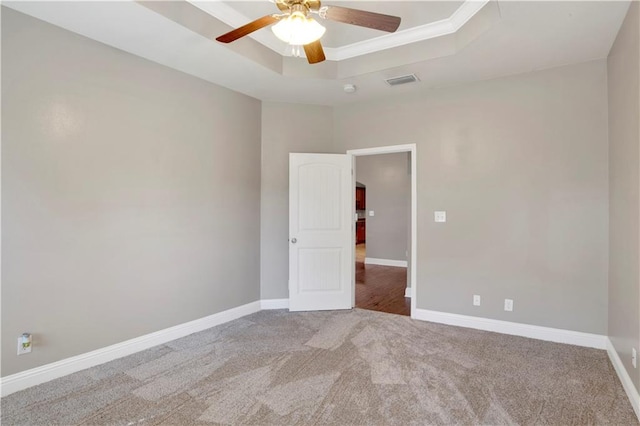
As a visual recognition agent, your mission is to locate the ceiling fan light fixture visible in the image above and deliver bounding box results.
[272,11,326,46]
[216,2,401,65]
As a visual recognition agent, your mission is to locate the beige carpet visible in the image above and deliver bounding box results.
[1,309,637,425]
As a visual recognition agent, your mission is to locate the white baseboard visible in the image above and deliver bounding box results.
[1,300,619,405]
[0,301,262,397]
[413,308,606,349]
[606,338,640,421]
[260,299,289,310]
[365,257,407,267]
[405,287,412,298]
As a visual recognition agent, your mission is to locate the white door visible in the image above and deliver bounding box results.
[289,153,352,311]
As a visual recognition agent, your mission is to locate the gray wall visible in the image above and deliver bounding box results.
[1,9,261,377]
[355,153,410,262]
[260,102,334,300]
[334,60,610,334]
[1,4,623,380]
[608,0,640,392]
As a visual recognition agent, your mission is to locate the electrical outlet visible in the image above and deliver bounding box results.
[434,211,446,223]
[17,333,32,355]
[473,295,481,306]
[633,348,637,368]
[368,210,375,217]
[504,299,513,312]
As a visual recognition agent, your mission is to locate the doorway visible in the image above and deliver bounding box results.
[348,144,417,318]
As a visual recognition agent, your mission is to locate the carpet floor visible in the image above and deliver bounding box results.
[1,309,637,425]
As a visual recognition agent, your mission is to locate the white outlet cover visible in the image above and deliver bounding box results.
[434,211,446,222]
[504,299,514,312]
[17,336,32,355]
[368,211,375,217]
[633,348,637,368]
[473,295,481,306]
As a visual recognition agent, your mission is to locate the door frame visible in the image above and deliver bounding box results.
[347,144,417,318]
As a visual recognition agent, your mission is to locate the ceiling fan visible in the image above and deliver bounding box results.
[215,0,402,64]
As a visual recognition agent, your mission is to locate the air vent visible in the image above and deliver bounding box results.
[385,74,420,87]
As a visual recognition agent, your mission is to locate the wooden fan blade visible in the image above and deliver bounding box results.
[322,6,401,32]
[304,40,326,64]
[216,15,279,43]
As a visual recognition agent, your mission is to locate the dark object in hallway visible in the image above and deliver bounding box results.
[355,186,366,210]
[355,218,366,244]
[355,246,410,316]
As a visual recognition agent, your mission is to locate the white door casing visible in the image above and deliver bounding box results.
[289,153,352,311]
[347,144,417,318]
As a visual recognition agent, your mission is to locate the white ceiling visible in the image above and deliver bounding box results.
[3,1,631,106]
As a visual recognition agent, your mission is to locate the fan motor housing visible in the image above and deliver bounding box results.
[276,0,322,13]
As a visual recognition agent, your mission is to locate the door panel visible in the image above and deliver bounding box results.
[298,164,342,230]
[289,153,352,311]
[298,248,342,292]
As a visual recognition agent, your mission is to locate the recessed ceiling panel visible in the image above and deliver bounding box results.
[222,1,463,48]
[5,0,631,106]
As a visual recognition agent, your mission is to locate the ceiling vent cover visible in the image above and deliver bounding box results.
[385,74,420,87]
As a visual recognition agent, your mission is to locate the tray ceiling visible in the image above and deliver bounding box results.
[2,1,631,106]
[205,1,464,48]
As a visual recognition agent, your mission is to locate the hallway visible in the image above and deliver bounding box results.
[355,244,411,316]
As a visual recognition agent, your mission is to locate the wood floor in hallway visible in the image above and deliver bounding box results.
[355,244,411,316]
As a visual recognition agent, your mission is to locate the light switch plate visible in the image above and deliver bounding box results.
[473,295,481,306]
[434,211,446,222]
[369,211,375,217]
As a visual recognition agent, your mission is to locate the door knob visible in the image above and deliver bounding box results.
[291,238,297,244]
